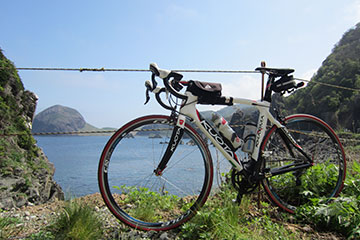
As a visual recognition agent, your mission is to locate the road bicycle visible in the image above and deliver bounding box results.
[98,63,346,231]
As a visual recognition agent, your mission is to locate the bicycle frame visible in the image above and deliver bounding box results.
[177,92,271,171]
[176,92,312,173]
[151,67,312,177]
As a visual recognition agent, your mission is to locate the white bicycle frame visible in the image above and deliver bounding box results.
[178,91,285,172]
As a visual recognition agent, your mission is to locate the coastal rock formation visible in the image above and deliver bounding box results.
[0,49,64,209]
[32,105,86,134]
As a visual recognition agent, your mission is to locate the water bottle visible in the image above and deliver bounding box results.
[211,113,243,150]
[242,122,257,153]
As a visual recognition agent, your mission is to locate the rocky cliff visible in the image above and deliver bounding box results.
[0,49,64,209]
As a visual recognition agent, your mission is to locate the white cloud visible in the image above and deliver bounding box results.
[221,75,262,100]
[196,74,261,112]
[345,0,360,22]
[300,68,317,80]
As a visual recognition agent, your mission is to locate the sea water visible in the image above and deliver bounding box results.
[34,135,233,197]
[34,135,109,197]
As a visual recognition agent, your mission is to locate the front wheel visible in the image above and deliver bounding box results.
[98,115,213,231]
[260,114,346,213]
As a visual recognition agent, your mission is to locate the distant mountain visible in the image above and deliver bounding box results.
[32,105,100,134]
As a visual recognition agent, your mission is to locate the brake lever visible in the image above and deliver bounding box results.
[144,80,153,105]
[144,89,150,105]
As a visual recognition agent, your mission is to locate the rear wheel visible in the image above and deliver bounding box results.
[98,115,213,231]
[261,114,346,213]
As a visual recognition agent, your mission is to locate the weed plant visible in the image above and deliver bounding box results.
[48,199,103,240]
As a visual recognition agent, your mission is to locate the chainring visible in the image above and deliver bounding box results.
[231,169,259,194]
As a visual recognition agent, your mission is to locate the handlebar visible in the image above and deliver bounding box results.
[145,63,188,110]
[149,63,187,100]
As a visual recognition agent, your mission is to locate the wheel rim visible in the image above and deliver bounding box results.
[98,116,213,230]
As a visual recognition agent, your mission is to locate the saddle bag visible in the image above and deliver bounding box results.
[271,75,296,93]
[187,80,222,104]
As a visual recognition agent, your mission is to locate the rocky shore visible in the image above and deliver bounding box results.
[1,192,347,240]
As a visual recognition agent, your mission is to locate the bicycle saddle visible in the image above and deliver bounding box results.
[255,67,294,77]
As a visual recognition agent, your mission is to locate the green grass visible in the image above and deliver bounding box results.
[177,157,360,239]
[113,185,181,223]
[178,185,301,240]
[48,200,103,240]
[25,231,55,240]
[0,216,22,239]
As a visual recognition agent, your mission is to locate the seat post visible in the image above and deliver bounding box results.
[260,61,266,101]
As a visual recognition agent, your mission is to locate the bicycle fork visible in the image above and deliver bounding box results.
[154,114,187,176]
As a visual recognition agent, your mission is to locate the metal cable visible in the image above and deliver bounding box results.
[15,67,258,74]
[294,77,360,92]
[16,67,149,72]
[9,67,360,92]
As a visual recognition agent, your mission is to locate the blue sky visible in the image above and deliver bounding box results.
[1,1,360,128]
